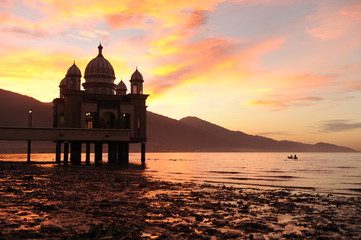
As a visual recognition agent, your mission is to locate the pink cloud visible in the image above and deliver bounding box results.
[2,26,47,38]
[0,0,13,7]
[186,10,208,28]
[0,10,50,38]
[105,12,146,30]
[306,2,361,40]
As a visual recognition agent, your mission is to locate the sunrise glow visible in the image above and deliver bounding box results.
[1,0,360,150]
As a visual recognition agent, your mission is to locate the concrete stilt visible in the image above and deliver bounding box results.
[108,142,117,165]
[117,142,129,167]
[85,142,91,166]
[27,140,31,163]
[70,142,82,165]
[141,142,146,164]
[64,142,69,166]
[55,141,61,164]
[124,142,129,166]
[116,142,122,165]
[95,142,102,166]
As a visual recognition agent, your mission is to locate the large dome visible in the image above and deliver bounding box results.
[84,44,115,83]
[82,44,117,95]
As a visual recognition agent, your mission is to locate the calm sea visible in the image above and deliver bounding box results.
[1,152,360,196]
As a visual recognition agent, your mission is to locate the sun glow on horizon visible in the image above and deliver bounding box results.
[0,0,361,150]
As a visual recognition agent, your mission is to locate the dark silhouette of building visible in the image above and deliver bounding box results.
[52,44,148,166]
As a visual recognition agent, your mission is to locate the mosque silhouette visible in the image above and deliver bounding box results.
[52,44,148,166]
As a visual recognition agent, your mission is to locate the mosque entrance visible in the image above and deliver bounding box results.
[100,112,115,129]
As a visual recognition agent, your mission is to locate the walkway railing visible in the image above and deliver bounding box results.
[0,127,130,142]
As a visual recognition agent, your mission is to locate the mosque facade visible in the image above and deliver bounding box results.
[52,44,148,165]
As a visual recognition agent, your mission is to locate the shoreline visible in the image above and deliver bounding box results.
[0,162,360,239]
[2,160,360,197]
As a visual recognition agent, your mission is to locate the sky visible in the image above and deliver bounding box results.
[0,0,360,151]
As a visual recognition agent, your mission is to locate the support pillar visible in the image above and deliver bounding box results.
[64,142,69,166]
[27,140,31,163]
[85,142,91,166]
[108,142,117,165]
[95,142,102,166]
[141,142,146,164]
[116,142,122,165]
[70,142,82,165]
[124,142,129,166]
[117,142,129,167]
[55,141,61,164]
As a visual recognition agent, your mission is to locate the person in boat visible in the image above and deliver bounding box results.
[293,154,298,159]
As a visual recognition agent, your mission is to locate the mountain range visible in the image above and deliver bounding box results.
[0,89,357,153]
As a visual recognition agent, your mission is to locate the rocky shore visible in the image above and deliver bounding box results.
[0,162,360,239]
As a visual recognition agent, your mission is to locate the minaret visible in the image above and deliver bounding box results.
[129,67,144,94]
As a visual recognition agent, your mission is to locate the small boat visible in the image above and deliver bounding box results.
[288,155,298,159]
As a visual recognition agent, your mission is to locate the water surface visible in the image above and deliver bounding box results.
[1,152,360,195]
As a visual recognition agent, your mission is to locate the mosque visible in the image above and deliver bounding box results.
[52,44,148,165]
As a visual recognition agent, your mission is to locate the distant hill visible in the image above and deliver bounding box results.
[0,89,358,153]
[0,89,52,128]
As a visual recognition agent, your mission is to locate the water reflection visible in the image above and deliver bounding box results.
[1,152,361,195]
[135,152,361,195]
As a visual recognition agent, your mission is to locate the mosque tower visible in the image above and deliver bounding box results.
[130,68,144,94]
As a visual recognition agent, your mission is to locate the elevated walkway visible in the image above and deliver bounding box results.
[0,127,144,166]
[0,127,130,142]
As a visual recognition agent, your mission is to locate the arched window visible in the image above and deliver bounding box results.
[100,112,115,129]
[70,78,75,89]
[132,85,138,94]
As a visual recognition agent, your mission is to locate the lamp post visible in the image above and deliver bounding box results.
[27,109,32,163]
[28,109,33,128]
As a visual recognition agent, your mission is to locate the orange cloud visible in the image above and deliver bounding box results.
[145,35,285,96]
[146,37,237,93]
[244,72,335,110]
[248,99,287,107]
[247,95,323,110]
[22,0,224,29]
[281,74,336,91]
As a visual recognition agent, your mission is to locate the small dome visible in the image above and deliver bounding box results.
[116,80,127,95]
[84,44,115,82]
[117,80,127,90]
[66,62,81,77]
[130,68,143,82]
[59,77,67,87]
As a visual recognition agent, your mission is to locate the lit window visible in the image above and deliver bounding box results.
[85,112,93,128]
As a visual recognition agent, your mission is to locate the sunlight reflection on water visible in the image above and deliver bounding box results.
[1,152,360,195]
